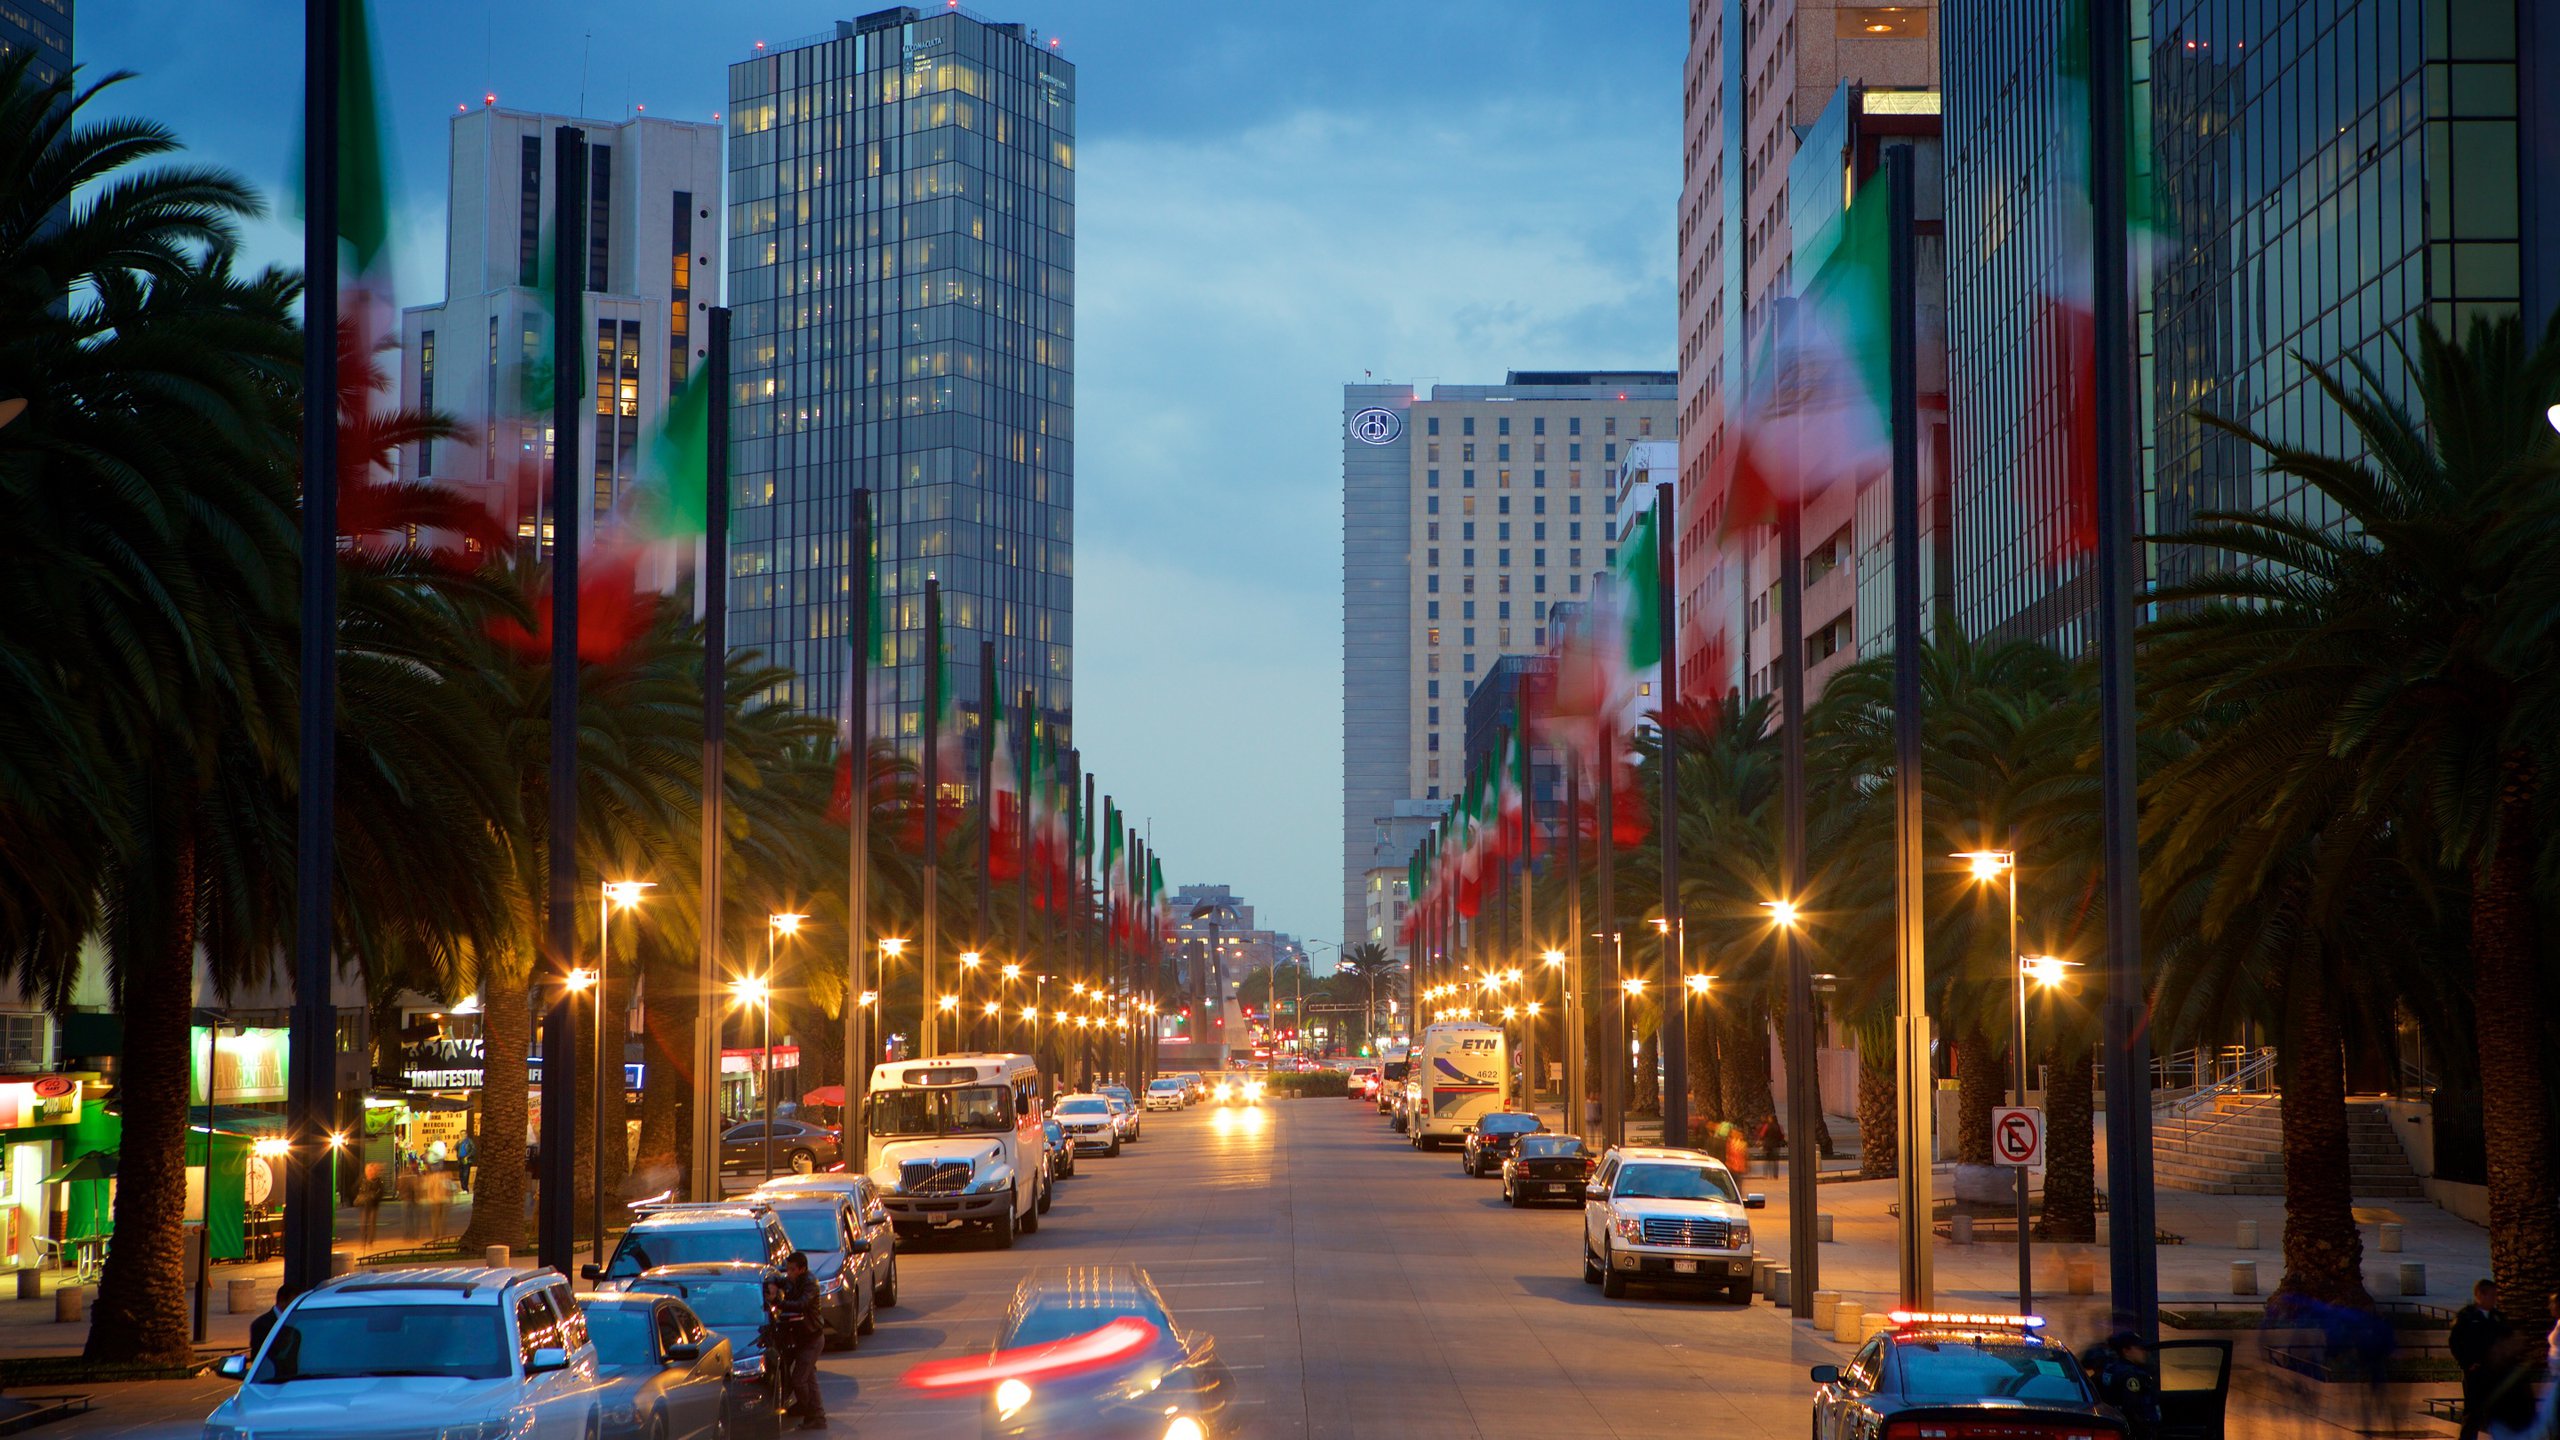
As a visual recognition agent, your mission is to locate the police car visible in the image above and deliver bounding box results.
[1808,1312,2130,1439]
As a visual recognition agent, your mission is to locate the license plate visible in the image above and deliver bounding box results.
[1546,1184,1568,1194]
[1672,1259,1699,1274]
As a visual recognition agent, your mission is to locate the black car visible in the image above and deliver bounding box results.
[1500,1134,1595,1207]
[905,1264,1235,1439]
[579,1290,745,1440]
[1460,1111,1545,1177]
[720,1117,841,1174]
[1810,1314,2129,1439]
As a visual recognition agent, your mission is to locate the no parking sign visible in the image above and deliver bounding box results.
[1992,1105,2045,1168]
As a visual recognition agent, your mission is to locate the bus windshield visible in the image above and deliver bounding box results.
[869,1085,1013,1138]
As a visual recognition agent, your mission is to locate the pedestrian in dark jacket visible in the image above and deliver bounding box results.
[768,1253,829,1430]
[2452,1279,2512,1440]
[2090,1330,2161,1440]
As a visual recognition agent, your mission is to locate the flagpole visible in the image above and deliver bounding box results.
[1774,298,1820,1318]
[1519,729,1537,1114]
[1564,763,1584,1144]
[1655,483,1687,1148]
[975,639,996,1051]
[537,124,589,1276]
[1016,687,1034,1050]
[1080,769,1096,1087]
[921,575,942,1060]
[691,306,732,1203]
[2089,0,2160,1334]
[1597,740,1622,1151]
[1883,145,1936,1308]
[844,487,872,1168]
[282,0,343,1301]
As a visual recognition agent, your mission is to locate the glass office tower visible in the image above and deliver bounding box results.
[727,6,1074,762]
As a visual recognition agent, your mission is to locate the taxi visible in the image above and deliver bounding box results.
[1808,1312,2127,1439]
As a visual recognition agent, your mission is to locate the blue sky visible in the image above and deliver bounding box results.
[81,1,1684,956]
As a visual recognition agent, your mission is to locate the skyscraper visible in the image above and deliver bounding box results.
[399,105,725,583]
[726,8,1075,762]
[1339,372,1675,948]
[0,0,69,89]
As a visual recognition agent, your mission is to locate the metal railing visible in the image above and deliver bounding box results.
[2155,1047,2280,1142]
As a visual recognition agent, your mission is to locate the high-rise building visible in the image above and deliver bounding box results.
[399,106,724,583]
[1339,372,1675,946]
[726,8,1075,764]
[1674,1,1936,695]
[0,0,69,89]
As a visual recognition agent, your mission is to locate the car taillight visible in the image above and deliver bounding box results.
[1881,1424,2110,1440]
[901,1316,1159,1394]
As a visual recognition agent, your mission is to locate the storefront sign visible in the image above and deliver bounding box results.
[0,1078,81,1129]
[189,1027,287,1105]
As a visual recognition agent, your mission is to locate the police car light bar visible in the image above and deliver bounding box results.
[1887,1311,2045,1329]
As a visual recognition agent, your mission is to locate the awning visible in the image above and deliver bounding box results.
[42,1150,115,1184]
[801,1086,845,1108]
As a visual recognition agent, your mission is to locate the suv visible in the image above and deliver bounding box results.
[756,1192,881,1349]
[1145,1078,1186,1111]
[1054,1094,1120,1155]
[585,1202,792,1291]
[1580,1145,1764,1303]
[206,1266,599,1439]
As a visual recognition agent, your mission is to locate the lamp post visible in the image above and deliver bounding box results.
[1761,896,1815,1311]
[730,975,775,1179]
[587,881,650,1272]
[1959,850,2034,1316]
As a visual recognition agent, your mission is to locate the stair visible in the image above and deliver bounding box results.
[2152,1096,2426,1198]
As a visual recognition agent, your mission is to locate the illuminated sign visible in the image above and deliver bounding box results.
[190,1027,288,1105]
[1350,407,1404,445]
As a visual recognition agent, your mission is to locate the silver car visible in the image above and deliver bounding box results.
[204,1266,599,1440]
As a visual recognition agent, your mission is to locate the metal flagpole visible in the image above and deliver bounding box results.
[537,125,589,1275]
[1564,764,1585,1144]
[976,640,996,1051]
[1655,482,1687,1148]
[1598,733,1622,1151]
[691,306,730,1203]
[1776,297,1818,1319]
[1017,687,1035,1054]
[1883,145,1936,1308]
[843,487,872,1169]
[1520,730,1538,1111]
[921,576,943,1059]
[283,0,343,1299]
[2089,0,2160,1333]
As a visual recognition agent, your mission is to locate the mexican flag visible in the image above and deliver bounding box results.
[986,688,1026,882]
[826,521,885,826]
[1101,803,1126,943]
[1496,724,1537,864]
[634,365,711,541]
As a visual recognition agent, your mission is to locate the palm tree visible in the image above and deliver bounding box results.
[1336,942,1401,1051]
[2143,314,2560,1303]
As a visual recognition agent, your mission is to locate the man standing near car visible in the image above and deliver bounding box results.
[2452,1278,2510,1440]
[770,1251,830,1430]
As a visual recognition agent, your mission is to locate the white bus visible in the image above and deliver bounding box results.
[864,1051,1050,1246]
[1408,1021,1507,1149]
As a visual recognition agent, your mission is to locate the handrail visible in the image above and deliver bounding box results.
[2155,1047,2279,1141]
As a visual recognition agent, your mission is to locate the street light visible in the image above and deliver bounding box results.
[1957,849,2032,1318]
[729,976,774,1178]
[1685,972,1714,995]
[1761,899,1800,929]
[590,879,651,1274]
[959,951,983,1051]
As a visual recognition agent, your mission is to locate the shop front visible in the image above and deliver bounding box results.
[718,1045,800,1126]
[0,1075,111,1270]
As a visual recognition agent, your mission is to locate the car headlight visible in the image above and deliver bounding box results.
[1213,1083,1230,1101]
[1731,1226,1752,1249]
[1165,1415,1206,1440]
[1612,1214,1646,1243]
[996,1377,1033,1421]
[733,1353,767,1382]
[964,1168,1011,1194]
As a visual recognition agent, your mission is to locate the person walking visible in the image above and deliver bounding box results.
[767,1252,830,1430]
[396,1155,421,1240]
[356,1164,385,1250]
[2453,1279,2513,1440]
[420,1163,454,1243]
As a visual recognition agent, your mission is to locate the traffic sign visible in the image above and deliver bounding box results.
[1991,1106,2045,1168]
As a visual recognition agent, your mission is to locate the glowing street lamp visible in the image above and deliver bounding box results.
[1958,848,2032,1318]
[729,975,775,1177]
[1761,899,1800,929]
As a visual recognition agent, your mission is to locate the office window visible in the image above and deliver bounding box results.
[1462,523,1475,542]
[1639,416,1653,436]
[1498,523,1511,541]
[1570,574,1583,593]
[1428,732,1440,751]
[1427,417,1440,435]
[1569,417,1582,436]
[1497,496,1511,515]
[1534,469,1546,487]
[1534,442,1547,461]
[1427,549,1439,566]
[1462,627,1475,646]
[587,143,611,292]
[1532,496,1545,515]
[1498,443,1511,461]
[1604,548,1616,567]
[1428,443,1441,462]
[1569,548,1582,568]
[1497,469,1512,488]
[1463,470,1476,488]
[1427,706,1439,723]
[1534,601,1547,619]
[1462,549,1475,566]
[1462,443,1475,462]
[1427,523,1440,541]
[1499,626,1512,646]
[1498,416,1511,436]
[1570,469,1583,487]
[1570,443,1583,461]
[1428,653,1442,672]
[1534,417,1547,435]
[1428,784,1440,796]
[1427,574,1439,593]
[1604,417,1617,436]
[1534,548,1546,567]
[1428,469,1440,487]
[1428,681,1440,698]
[1427,601,1440,620]
[1604,493,1617,512]
[1497,548,1510,565]
[416,330,436,473]
[1463,653,1477,673]
[1496,574,1511,594]
[1463,416,1476,436]
[1605,443,1618,463]
[1535,575,1548,594]
[1570,523,1582,541]
[1534,523,1547,541]
[1462,576,1475,594]
[669,192,692,392]
[1498,601,1511,619]
[1570,496,1583,514]
[1426,495,1440,515]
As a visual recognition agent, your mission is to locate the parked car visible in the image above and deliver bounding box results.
[1101,1092,1143,1142]
[205,1266,600,1440]
[720,1116,841,1175]
[1580,1145,1763,1302]
[1175,1072,1208,1104]
[1054,1094,1120,1156]
[587,1203,792,1291]
[1145,1078,1187,1111]
[751,1172,901,1308]
[1501,1134,1596,1207]
[1461,1111,1546,1177]
[578,1289,742,1440]
[621,1263,784,1388]
[904,1265,1235,1440]
[1042,1115,1078,1179]
[756,1192,880,1349]
[1347,1066,1380,1100]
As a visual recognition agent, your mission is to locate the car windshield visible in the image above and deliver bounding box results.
[604,1226,764,1278]
[256,1304,511,1382]
[869,1084,1012,1137]
[1613,1162,1740,1202]
[1058,1098,1109,1115]
[1477,1114,1540,1135]
[1381,1061,1410,1080]
[1517,1137,1585,1159]
[628,1279,768,1329]
[774,1208,842,1252]
[1895,1340,2091,1403]
[1150,1080,1181,1091]
[583,1306,660,1369]
[1006,1294,1170,1349]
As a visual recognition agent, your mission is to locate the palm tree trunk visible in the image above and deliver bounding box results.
[1856,1037,1899,1180]
[1774,997,1836,1157]
[1633,1026,1660,1115]
[1719,997,1775,1131]
[2471,752,2558,1304]
[1688,996,1723,1133]
[2035,1040,2095,1242]
[1956,1031,2002,1166]
[459,965,529,1253]
[2275,977,2369,1307]
[633,942,692,1186]
[597,956,639,1205]
[84,833,196,1366]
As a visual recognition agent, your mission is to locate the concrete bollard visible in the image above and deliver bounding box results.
[483,1245,512,1269]
[53,1283,81,1323]
[1811,1291,1841,1329]
[1950,1214,1975,1245]
[1861,1311,1893,1341]
[2236,1219,2259,1250]
[1771,1267,1793,1309]
[1832,1300,1864,1343]
[2398,1262,2425,1297]
[1754,1258,1776,1296]
[2095,1215,2110,1246]
[2067,1257,2097,1295]
[1816,1213,1836,1243]
[14,1268,37,1301]
[225,1278,258,1315]
[2378,1223,2403,1254]
[2231,1260,2258,1296]
[328,1250,354,1277]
